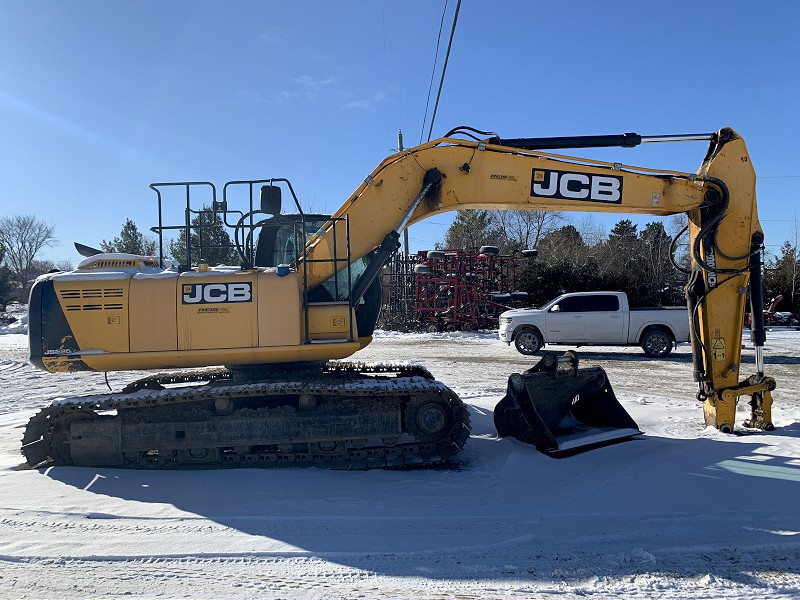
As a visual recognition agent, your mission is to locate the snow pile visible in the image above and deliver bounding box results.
[0,302,27,335]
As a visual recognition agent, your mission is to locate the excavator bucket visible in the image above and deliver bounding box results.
[494,351,641,455]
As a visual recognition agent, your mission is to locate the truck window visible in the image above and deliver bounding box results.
[557,296,583,312]
[583,295,620,312]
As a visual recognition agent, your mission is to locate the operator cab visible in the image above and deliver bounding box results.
[254,212,329,268]
[149,179,331,272]
[149,180,381,337]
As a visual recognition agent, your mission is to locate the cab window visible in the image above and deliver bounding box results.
[556,296,583,312]
[583,295,620,312]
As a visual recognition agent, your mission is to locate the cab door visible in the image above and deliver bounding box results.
[582,294,625,343]
[544,295,585,342]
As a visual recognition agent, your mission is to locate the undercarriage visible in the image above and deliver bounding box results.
[21,362,471,470]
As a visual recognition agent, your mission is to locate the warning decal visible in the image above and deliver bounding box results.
[712,337,726,362]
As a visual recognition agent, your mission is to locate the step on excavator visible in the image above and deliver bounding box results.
[22,127,775,468]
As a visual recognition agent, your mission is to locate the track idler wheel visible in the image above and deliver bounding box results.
[404,395,454,443]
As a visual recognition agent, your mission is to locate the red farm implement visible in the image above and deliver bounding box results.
[379,247,533,332]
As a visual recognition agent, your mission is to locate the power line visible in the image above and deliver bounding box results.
[419,0,449,144]
[414,0,440,146]
[426,0,462,142]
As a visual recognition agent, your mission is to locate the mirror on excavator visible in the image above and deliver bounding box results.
[494,351,642,455]
[249,183,331,270]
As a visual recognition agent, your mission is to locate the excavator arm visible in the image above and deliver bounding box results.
[302,127,773,433]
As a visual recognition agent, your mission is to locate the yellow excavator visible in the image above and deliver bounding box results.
[22,126,775,468]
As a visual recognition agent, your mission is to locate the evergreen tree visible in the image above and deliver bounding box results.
[0,244,13,311]
[604,219,639,266]
[764,241,799,312]
[168,206,240,266]
[518,218,686,307]
[520,225,605,305]
[100,219,157,255]
[537,225,594,269]
[442,210,503,250]
[0,265,13,311]
[596,220,642,304]
[639,221,681,305]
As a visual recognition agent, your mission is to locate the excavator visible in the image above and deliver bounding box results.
[22,126,775,468]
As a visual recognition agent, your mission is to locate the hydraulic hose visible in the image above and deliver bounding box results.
[748,234,767,375]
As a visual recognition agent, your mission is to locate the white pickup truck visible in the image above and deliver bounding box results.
[498,291,690,358]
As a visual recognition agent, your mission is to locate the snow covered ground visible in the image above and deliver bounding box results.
[1,314,799,599]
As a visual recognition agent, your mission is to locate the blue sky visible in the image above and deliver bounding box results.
[1,0,799,265]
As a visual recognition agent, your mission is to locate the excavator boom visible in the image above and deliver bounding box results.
[302,127,771,433]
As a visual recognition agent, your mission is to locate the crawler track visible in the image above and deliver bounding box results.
[21,361,471,470]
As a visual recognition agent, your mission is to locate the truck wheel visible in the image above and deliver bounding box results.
[514,327,543,356]
[641,329,673,358]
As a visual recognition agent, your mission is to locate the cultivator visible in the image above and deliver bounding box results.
[378,248,532,332]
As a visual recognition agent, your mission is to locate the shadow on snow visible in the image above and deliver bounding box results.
[42,412,800,587]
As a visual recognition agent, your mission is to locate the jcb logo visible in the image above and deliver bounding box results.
[182,282,252,304]
[531,169,623,203]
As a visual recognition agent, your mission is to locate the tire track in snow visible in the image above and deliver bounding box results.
[0,359,31,374]
[2,550,800,600]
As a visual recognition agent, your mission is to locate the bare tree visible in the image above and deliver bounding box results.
[29,259,74,280]
[573,214,607,247]
[0,214,57,296]
[789,217,800,309]
[490,210,564,252]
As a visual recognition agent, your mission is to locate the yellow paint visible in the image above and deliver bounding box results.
[130,274,177,352]
[53,278,129,353]
[305,303,354,340]
[257,271,302,346]
[78,341,363,371]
